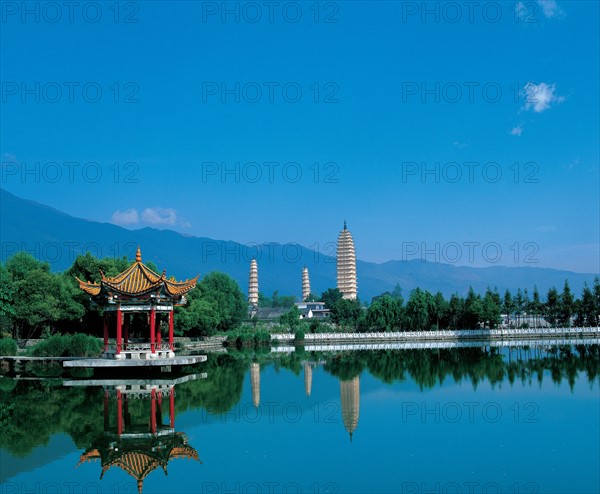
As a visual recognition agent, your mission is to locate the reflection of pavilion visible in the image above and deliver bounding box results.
[71,376,202,493]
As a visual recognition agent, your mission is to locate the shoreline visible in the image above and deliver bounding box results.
[271,326,599,343]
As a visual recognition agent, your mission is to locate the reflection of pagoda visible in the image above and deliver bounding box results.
[304,363,313,397]
[340,376,360,441]
[72,377,201,493]
[250,363,261,408]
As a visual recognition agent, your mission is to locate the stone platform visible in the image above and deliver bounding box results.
[63,373,206,386]
[63,355,207,368]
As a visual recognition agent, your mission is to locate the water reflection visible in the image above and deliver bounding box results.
[340,376,360,442]
[69,376,202,494]
[304,362,313,397]
[250,362,261,408]
[1,342,599,493]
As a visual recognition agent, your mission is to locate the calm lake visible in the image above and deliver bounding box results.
[1,343,599,494]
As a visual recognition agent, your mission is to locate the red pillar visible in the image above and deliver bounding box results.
[150,306,156,353]
[117,390,123,436]
[156,313,162,349]
[169,387,175,428]
[169,310,174,351]
[157,392,163,425]
[103,313,109,352]
[124,394,129,426]
[150,388,157,434]
[104,389,109,429]
[124,313,129,351]
[116,306,122,355]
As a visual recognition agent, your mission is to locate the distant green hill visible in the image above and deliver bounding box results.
[1,188,595,301]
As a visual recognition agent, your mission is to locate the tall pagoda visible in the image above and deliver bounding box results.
[248,258,259,307]
[302,266,311,302]
[336,221,358,300]
[76,247,199,359]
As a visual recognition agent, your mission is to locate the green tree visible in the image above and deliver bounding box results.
[5,253,84,338]
[574,283,595,327]
[514,289,524,327]
[11,269,62,339]
[366,295,403,331]
[503,290,514,328]
[392,284,403,299]
[321,288,343,308]
[446,293,464,329]
[5,252,50,282]
[405,288,429,331]
[592,276,600,327]
[482,288,502,329]
[277,295,296,308]
[0,263,16,336]
[558,280,574,327]
[430,291,447,330]
[280,305,301,331]
[195,272,246,332]
[68,252,159,281]
[530,286,543,329]
[545,287,560,327]
[258,292,272,308]
[330,298,363,330]
[462,287,484,329]
[175,287,221,337]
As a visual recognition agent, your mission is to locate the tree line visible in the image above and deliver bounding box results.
[1,251,598,339]
[0,251,247,340]
[310,280,600,332]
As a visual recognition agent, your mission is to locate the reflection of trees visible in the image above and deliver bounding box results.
[319,345,600,391]
[324,352,367,380]
[0,380,104,457]
[174,354,246,415]
[1,345,598,457]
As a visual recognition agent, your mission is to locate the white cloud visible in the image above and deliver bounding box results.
[565,159,579,170]
[522,82,565,113]
[516,1,565,21]
[537,0,564,19]
[111,208,139,226]
[1,153,17,163]
[509,124,524,136]
[141,207,178,226]
[536,225,556,232]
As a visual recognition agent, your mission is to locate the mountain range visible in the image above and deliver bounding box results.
[1,188,596,301]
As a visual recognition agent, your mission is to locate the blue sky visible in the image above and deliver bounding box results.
[1,0,598,273]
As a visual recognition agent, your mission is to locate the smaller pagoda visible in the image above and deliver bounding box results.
[77,247,199,360]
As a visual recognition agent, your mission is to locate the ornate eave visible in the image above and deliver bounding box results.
[76,247,199,304]
[77,433,200,494]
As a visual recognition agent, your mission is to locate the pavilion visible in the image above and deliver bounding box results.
[76,247,199,360]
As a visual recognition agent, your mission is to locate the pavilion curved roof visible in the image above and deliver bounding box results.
[76,247,199,299]
[77,439,200,494]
